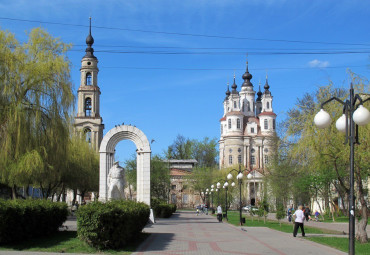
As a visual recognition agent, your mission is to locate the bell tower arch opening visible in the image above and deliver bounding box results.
[99,125,151,206]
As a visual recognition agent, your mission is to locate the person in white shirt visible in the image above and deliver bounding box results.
[217,205,223,222]
[293,205,306,237]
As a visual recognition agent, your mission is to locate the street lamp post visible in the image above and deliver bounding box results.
[216,179,229,220]
[314,83,370,255]
[247,170,256,206]
[210,186,214,208]
[227,165,248,225]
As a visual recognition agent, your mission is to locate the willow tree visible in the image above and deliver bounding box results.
[285,74,369,243]
[62,134,99,204]
[0,28,74,198]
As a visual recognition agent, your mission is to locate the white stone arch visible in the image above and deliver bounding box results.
[99,125,151,206]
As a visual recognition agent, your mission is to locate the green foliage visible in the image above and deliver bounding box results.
[165,134,218,168]
[0,199,68,244]
[151,198,176,218]
[76,200,150,250]
[0,27,103,199]
[125,155,170,200]
[276,203,286,224]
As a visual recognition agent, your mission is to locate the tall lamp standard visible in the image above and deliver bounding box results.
[247,170,256,206]
[313,83,370,255]
[227,165,248,225]
[210,185,214,208]
[216,179,229,220]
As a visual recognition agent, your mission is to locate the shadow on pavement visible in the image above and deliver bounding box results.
[136,233,175,253]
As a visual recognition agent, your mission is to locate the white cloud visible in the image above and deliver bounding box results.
[308,59,330,68]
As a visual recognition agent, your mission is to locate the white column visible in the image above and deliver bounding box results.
[99,152,107,201]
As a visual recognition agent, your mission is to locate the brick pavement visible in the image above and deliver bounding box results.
[133,211,346,255]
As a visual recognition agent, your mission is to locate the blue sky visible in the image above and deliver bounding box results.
[1,0,369,163]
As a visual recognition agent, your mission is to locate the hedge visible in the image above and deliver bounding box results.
[150,198,176,218]
[76,200,150,249]
[0,199,68,244]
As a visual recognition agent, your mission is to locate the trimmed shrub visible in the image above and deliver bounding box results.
[152,203,176,218]
[0,199,68,244]
[76,200,150,249]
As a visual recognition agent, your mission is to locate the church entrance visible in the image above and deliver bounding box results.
[98,125,151,206]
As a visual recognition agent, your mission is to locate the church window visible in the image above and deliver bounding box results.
[234,101,237,109]
[267,102,270,109]
[251,156,255,165]
[229,155,233,165]
[86,72,92,86]
[265,155,269,164]
[237,118,241,129]
[273,119,276,130]
[251,127,255,133]
[84,128,92,144]
[247,101,251,112]
[221,124,223,134]
[228,119,231,129]
[171,185,176,190]
[264,119,268,129]
[85,97,92,116]
[238,155,242,164]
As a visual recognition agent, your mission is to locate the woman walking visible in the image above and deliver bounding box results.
[293,205,305,237]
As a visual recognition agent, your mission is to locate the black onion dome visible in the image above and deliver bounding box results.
[86,34,94,46]
[242,62,253,87]
[83,17,96,59]
[256,84,262,101]
[231,75,239,94]
[224,83,231,100]
[264,75,271,95]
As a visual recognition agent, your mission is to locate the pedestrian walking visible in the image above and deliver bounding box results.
[293,205,305,237]
[304,206,311,222]
[217,204,223,222]
[287,205,293,222]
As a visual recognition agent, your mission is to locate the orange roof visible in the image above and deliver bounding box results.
[170,168,192,176]
[258,111,277,117]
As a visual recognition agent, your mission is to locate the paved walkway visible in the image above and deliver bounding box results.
[133,211,346,255]
[0,212,350,255]
[266,213,370,236]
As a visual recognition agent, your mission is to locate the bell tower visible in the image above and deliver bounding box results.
[74,18,104,152]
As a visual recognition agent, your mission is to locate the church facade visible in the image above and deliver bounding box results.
[219,62,276,205]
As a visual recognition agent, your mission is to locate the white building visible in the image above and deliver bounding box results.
[219,61,276,206]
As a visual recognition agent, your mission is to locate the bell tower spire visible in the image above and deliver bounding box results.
[74,17,104,152]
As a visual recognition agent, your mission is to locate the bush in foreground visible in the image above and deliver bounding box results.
[151,198,176,218]
[76,200,150,250]
[0,199,68,244]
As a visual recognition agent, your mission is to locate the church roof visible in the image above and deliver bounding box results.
[220,117,226,121]
[225,111,244,116]
[258,111,277,117]
[170,168,192,176]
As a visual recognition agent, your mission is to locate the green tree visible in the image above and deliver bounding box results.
[124,154,170,201]
[165,135,218,168]
[0,28,74,198]
[276,202,286,227]
[284,75,369,243]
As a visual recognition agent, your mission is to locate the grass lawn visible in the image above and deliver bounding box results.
[221,211,341,235]
[320,216,370,224]
[307,237,370,255]
[0,231,149,254]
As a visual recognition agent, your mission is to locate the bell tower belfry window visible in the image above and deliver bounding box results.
[74,18,104,152]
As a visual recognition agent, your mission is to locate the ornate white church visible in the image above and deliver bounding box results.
[219,63,277,205]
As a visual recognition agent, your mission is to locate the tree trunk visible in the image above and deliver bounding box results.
[11,184,18,199]
[355,170,368,243]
